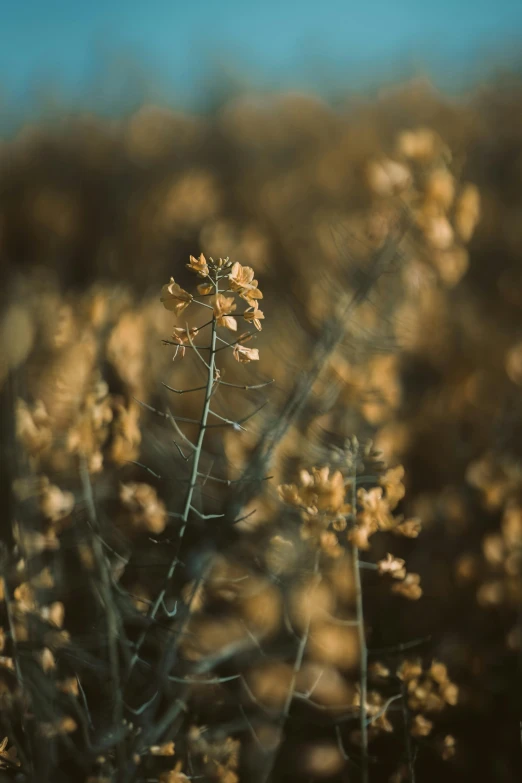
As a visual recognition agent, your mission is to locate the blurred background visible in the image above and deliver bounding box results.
[2,3,522,783]
[3,0,522,127]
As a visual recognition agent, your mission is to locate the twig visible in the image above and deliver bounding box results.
[80,459,125,772]
[368,636,432,656]
[162,383,207,395]
[350,440,368,783]
[218,379,274,390]
[125,461,162,479]
[259,550,322,783]
[401,683,416,782]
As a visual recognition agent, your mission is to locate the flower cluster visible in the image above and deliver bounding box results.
[187,726,240,783]
[16,378,141,476]
[278,458,422,588]
[161,254,264,363]
[278,467,351,558]
[398,659,459,741]
[119,482,168,535]
[367,127,480,289]
[349,466,421,551]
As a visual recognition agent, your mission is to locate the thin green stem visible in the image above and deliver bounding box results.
[401,682,416,782]
[179,313,217,531]
[80,459,125,773]
[351,444,368,783]
[125,275,218,684]
[259,551,321,783]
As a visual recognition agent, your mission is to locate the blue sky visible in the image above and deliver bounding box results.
[3,0,522,113]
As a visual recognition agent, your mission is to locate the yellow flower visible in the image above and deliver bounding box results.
[212,294,237,331]
[347,523,372,550]
[228,261,263,306]
[278,483,302,506]
[441,681,459,706]
[120,482,167,535]
[159,761,189,783]
[233,344,259,363]
[228,261,256,291]
[357,486,393,531]
[393,518,422,538]
[396,659,423,682]
[149,742,175,756]
[0,737,19,767]
[240,285,263,308]
[429,661,448,684]
[441,735,456,760]
[197,281,214,295]
[300,467,346,512]
[379,465,405,510]
[186,253,209,277]
[279,467,347,514]
[368,661,390,679]
[377,553,406,579]
[161,278,193,315]
[244,305,264,331]
[410,714,433,738]
[391,573,422,601]
[171,326,199,358]
[265,535,296,574]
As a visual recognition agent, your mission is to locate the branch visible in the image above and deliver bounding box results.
[162,383,207,395]
[218,378,275,390]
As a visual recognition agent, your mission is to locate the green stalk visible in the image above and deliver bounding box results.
[351,442,368,783]
[353,542,368,783]
[179,294,217,534]
[125,274,219,682]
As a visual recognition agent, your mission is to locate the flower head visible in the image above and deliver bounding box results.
[229,261,263,307]
[171,326,199,358]
[197,281,214,295]
[411,714,433,738]
[233,344,259,363]
[357,486,393,531]
[161,278,193,315]
[186,253,209,277]
[348,523,372,550]
[212,294,237,331]
[393,518,422,538]
[379,465,405,510]
[229,261,256,291]
[240,285,263,308]
[391,572,422,600]
[244,305,264,331]
[0,737,20,767]
[279,467,347,513]
[377,553,406,580]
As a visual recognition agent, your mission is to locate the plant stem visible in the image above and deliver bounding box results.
[80,459,124,773]
[259,551,321,783]
[401,682,416,782]
[353,542,368,783]
[125,275,219,683]
[351,442,368,783]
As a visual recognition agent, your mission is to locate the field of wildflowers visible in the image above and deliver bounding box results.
[0,77,521,782]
